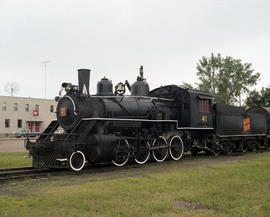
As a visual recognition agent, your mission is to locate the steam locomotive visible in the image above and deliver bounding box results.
[26,66,270,171]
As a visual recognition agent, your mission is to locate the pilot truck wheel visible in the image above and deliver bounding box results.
[68,151,86,172]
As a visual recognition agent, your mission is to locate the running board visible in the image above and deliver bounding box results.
[56,158,68,162]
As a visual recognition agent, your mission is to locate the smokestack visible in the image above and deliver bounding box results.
[78,69,90,96]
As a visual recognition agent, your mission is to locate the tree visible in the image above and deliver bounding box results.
[196,53,222,94]
[180,82,194,89]
[196,53,260,105]
[245,87,270,108]
[4,81,20,96]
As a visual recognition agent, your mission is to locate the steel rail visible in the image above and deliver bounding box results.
[0,168,54,182]
[0,150,267,183]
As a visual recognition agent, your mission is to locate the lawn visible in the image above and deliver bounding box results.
[0,152,31,169]
[0,152,270,216]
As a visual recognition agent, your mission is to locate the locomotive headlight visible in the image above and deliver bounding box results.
[65,84,72,92]
[62,82,73,93]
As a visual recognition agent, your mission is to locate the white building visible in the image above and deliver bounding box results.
[0,95,57,137]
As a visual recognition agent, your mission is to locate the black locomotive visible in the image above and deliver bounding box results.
[26,66,270,171]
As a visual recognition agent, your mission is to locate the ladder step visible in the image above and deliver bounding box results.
[38,120,59,140]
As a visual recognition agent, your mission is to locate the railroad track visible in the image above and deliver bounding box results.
[0,150,265,183]
[0,167,64,183]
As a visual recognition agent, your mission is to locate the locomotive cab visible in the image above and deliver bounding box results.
[150,85,217,129]
[188,90,215,129]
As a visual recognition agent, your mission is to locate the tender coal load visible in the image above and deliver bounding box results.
[97,77,113,96]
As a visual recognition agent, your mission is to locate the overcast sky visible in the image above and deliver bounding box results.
[0,0,269,99]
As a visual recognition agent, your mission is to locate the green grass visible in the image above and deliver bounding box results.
[0,152,32,168]
[1,152,270,216]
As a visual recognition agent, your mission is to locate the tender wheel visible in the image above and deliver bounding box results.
[265,140,270,150]
[112,139,130,167]
[152,136,168,163]
[248,141,258,152]
[135,141,151,165]
[68,151,86,172]
[222,143,233,155]
[240,142,248,153]
[169,136,184,161]
[213,150,221,156]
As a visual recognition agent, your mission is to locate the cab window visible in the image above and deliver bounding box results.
[199,99,210,113]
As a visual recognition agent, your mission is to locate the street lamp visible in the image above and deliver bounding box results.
[41,60,51,98]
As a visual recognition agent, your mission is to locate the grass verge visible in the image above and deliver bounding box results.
[0,152,31,169]
[0,152,270,216]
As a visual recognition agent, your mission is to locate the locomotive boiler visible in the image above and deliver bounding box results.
[26,66,270,172]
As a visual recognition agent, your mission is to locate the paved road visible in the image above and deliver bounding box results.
[0,138,28,152]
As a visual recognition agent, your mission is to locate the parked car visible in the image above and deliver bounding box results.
[15,129,41,138]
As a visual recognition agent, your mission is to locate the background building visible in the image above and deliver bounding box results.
[0,96,57,137]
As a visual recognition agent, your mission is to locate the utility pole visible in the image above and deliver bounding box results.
[41,60,51,98]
